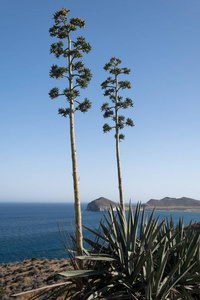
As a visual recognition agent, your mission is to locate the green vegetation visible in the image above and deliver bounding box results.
[101,57,134,215]
[49,8,92,256]
[38,204,200,299]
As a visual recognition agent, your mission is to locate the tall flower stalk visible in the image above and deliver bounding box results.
[101,57,134,214]
[49,8,92,256]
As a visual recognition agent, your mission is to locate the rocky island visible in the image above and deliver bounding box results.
[87,197,120,211]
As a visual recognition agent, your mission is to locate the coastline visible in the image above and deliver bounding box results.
[0,257,71,300]
[144,206,200,212]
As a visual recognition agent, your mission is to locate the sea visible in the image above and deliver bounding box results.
[1,202,200,264]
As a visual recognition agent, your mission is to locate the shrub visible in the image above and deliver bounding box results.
[35,203,200,299]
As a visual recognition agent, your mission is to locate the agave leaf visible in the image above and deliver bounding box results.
[180,273,200,283]
[127,201,134,251]
[103,213,113,230]
[158,262,196,300]
[153,241,169,295]
[184,221,193,236]
[139,206,145,240]
[127,251,134,275]
[86,284,115,300]
[83,247,90,256]
[82,224,107,241]
[108,207,125,264]
[179,231,193,259]
[146,220,165,253]
[146,251,154,300]
[75,255,116,262]
[172,289,200,300]
[176,218,184,243]
[151,236,167,259]
[100,221,116,247]
[186,230,197,252]
[59,270,105,278]
[116,206,127,242]
[150,218,163,241]
[109,207,124,243]
[139,215,161,256]
[131,203,141,253]
[64,248,77,254]
[83,237,108,253]
[170,216,174,229]
[144,213,149,230]
[182,232,200,272]
[130,250,151,283]
[145,217,159,246]
[101,214,117,246]
[142,265,147,280]
[143,208,155,238]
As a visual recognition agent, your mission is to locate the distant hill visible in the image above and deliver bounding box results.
[144,197,200,211]
[87,196,200,212]
[87,197,119,211]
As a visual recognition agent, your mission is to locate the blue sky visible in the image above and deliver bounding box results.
[1,0,200,203]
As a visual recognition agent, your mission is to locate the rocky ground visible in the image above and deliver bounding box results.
[0,257,72,300]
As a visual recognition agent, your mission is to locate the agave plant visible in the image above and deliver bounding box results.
[33,203,200,299]
[80,204,200,299]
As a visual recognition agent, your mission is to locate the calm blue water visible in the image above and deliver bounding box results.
[0,202,200,264]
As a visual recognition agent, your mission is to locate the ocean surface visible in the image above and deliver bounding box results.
[1,202,200,264]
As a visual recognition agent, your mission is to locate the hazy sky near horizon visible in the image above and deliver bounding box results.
[1,0,200,203]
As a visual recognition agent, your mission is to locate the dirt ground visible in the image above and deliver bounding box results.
[0,257,72,300]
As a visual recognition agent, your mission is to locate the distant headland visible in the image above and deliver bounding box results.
[87,196,200,212]
[144,197,200,211]
[87,197,129,211]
